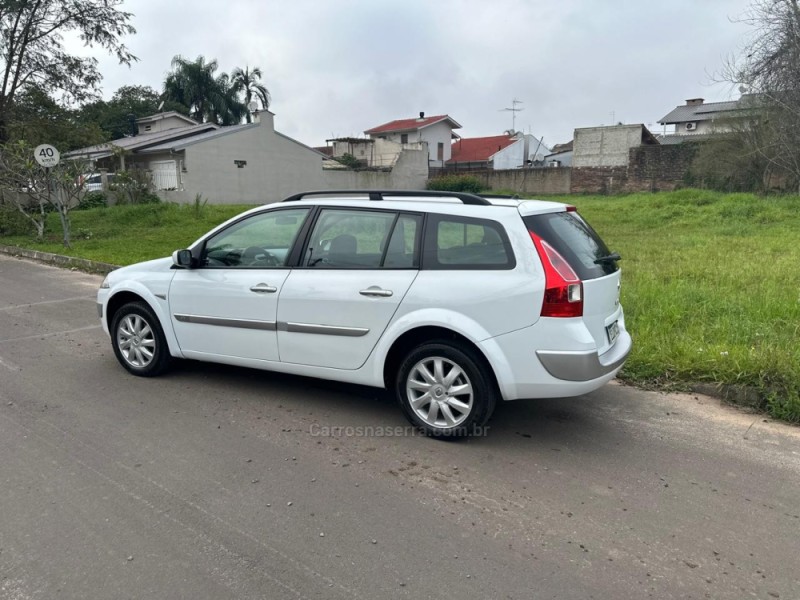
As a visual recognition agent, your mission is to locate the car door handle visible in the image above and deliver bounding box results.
[359,287,393,297]
[250,283,278,293]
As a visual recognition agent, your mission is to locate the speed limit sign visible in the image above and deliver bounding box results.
[34,144,60,168]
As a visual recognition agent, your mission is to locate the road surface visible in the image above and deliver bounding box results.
[0,254,798,599]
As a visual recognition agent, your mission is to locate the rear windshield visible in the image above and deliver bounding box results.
[524,211,618,280]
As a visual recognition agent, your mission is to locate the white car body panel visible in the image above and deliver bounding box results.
[277,269,418,369]
[98,193,632,407]
[169,268,290,361]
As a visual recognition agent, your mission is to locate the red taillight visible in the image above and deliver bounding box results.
[529,231,583,318]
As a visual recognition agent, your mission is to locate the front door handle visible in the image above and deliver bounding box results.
[359,287,393,297]
[250,283,278,293]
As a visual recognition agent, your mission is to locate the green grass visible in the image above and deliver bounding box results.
[559,190,800,422]
[2,190,798,422]
[0,203,252,265]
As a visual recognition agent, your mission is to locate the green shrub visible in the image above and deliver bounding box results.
[426,174,484,193]
[0,204,34,236]
[77,191,108,210]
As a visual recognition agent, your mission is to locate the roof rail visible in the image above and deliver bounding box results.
[480,193,520,200]
[281,190,492,206]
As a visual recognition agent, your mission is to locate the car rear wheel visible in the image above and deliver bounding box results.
[111,301,171,377]
[396,342,496,438]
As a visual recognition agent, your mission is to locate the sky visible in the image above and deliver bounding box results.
[69,0,756,149]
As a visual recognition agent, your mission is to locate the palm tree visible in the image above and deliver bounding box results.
[163,55,246,124]
[230,66,271,123]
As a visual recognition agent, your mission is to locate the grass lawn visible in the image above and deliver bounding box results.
[0,203,252,265]
[565,189,800,423]
[2,190,798,422]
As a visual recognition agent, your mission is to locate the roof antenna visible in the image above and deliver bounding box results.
[500,98,524,132]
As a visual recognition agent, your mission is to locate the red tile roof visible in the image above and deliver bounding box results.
[364,115,460,135]
[448,135,519,163]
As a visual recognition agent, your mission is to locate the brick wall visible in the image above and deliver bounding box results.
[571,143,698,194]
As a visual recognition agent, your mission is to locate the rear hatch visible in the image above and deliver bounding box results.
[524,209,622,354]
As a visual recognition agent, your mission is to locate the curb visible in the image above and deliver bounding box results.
[690,382,767,412]
[0,245,120,275]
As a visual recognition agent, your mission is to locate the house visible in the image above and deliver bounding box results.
[657,97,753,141]
[66,114,219,170]
[573,124,659,168]
[322,136,426,168]
[543,140,573,167]
[67,111,429,203]
[448,134,522,170]
[364,113,461,167]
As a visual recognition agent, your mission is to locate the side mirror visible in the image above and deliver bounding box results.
[172,249,194,268]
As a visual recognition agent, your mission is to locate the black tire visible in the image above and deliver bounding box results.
[396,341,497,438]
[110,301,172,377]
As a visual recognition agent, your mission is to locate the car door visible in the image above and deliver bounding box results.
[277,208,421,369]
[169,207,310,362]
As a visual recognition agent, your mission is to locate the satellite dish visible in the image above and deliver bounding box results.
[248,101,259,112]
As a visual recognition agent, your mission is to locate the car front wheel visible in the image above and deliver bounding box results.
[110,301,171,377]
[396,342,496,438]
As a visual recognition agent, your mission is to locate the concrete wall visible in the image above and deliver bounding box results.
[492,139,525,170]
[328,138,426,168]
[153,114,429,204]
[137,114,197,134]
[435,167,572,195]
[573,125,650,167]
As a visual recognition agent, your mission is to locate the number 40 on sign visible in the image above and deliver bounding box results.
[34,144,60,168]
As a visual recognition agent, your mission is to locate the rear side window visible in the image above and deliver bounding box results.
[524,211,618,280]
[423,215,514,270]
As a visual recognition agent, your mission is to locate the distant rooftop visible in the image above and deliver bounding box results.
[658,97,751,125]
[365,114,461,135]
[448,135,519,163]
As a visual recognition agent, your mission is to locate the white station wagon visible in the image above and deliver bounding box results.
[97,190,631,436]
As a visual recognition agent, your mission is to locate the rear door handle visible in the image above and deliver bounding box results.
[250,283,278,293]
[359,287,393,297]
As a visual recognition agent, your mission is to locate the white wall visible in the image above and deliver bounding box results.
[372,120,454,166]
[492,139,525,170]
[151,114,429,204]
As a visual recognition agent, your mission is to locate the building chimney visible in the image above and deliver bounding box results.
[419,112,425,119]
[685,98,704,106]
[128,113,138,137]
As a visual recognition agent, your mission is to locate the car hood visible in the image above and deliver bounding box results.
[108,256,174,283]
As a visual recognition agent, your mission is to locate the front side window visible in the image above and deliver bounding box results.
[201,208,309,268]
[305,209,419,269]
[424,215,514,270]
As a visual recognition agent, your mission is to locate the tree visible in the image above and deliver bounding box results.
[230,66,271,123]
[0,0,136,143]
[7,84,106,150]
[0,140,89,246]
[163,55,246,125]
[721,0,800,191]
[76,85,187,140]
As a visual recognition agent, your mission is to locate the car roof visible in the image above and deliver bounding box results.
[273,191,569,216]
[191,193,568,249]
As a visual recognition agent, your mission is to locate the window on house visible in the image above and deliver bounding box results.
[437,142,444,161]
[400,134,408,144]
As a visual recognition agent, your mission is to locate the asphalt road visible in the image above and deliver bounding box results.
[0,254,798,600]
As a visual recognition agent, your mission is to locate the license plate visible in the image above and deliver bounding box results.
[606,320,620,345]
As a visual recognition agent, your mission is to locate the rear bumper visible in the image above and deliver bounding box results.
[536,331,632,382]
[479,315,631,401]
